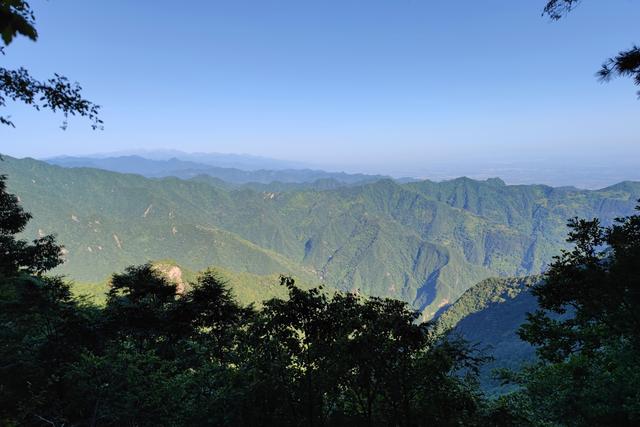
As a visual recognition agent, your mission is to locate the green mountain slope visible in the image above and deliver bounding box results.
[3,156,639,315]
[435,276,541,334]
[435,276,542,393]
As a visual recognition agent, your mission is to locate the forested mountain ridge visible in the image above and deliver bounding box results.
[3,155,639,316]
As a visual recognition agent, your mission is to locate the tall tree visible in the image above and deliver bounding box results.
[241,276,490,427]
[0,174,62,276]
[515,204,640,425]
[0,174,98,426]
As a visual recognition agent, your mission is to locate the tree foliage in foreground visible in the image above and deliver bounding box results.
[505,203,640,426]
[0,174,503,426]
[0,0,102,129]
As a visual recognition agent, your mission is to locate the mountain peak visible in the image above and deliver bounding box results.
[486,177,506,186]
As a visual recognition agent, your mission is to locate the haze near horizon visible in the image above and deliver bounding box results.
[1,0,639,185]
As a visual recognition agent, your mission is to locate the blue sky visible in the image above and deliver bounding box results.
[1,0,639,176]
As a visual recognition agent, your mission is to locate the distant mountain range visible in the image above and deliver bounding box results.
[45,155,391,187]
[3,155,639,317]
[57,149,313,171]
[45,150,640,189]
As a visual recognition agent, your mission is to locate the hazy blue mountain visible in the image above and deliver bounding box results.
[47,155,211,176]
[123,149,312,170]
[54,150,312,170]
[3,156,639,317]
[46,155,388,186]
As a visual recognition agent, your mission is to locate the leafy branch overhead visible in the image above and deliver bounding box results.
[544,0,640,97]
[543,0,581,20]
[0,0,36,45]
[0,0,102,129]
[0,67,103,129]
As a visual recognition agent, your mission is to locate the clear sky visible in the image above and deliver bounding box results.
[1,0,639,177]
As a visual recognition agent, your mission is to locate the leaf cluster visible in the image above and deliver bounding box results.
[0,0,102,129]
